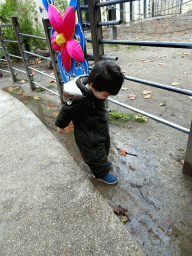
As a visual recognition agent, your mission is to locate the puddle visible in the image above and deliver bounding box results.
[5,88,192,256]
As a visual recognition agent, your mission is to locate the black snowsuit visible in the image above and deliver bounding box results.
[55,78,110,178]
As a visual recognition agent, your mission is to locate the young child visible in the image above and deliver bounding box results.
[55,61,124,184]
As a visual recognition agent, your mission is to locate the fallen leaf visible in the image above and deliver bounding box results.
[31,70,36,75]
[143,89,152,95]
[7,87,14,92]
[52,112,59,117]
[159,63,166,66]
[20,80,27,84]
[120,215,130,224]
[128,94,136,100]
[23,101,28,104]
[183,72,188,74]
[128,63,132,66]
[17,90,24,95]
[171,82,179,86]
[47,103,55,109]
[33,96,40,100]
[119,147,128,156]
[181,160,184,165]
[189,96,192,100]
[122,70,127,73]
[181,56,184,58]
[184,53,190,55]
[160,102,166,106]
[65,123,74,133]
[49,80,56,83]
[121,87,129,91]
[157,55,163,59]
[140,59,146,61]
[144,94,151,99]
[25,95,31,98]
[50,72,55,76]
[37,60,42,64]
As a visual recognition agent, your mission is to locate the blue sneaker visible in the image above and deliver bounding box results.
[107,160,112,167]
[97,173,118,184]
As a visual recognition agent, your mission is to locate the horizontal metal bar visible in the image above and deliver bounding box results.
[0,59,7,62]
[124,75,192,96]
[2,39,17,43]
[96,0,137,7]
[0,23,12,27]
[31,81,60,97]
[107,97,190,134]
[23,50,52,61]
[11,67,26,73]
[98,20,121,26]
[0,68,10,73]
[7,53,22,59]
[18,33,46,40]
[99,39,192,49]
[80,5,88,10]
[28,66,55,79]
[87,53,118,61]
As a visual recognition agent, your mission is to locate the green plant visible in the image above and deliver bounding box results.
[0,0,46,56]
[36,86,45,92]
[46,84,54,88]
[109,110,147,122]
[127,45,146,50]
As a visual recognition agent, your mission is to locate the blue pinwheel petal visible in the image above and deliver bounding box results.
[72,59,89,77]
[51,28,55,36]
[75,22,85,52]
[42,0,49,12]
[69,0,80,11]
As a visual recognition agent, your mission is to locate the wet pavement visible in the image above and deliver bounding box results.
[4,87,192,256]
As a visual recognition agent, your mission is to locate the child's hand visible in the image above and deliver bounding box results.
[57,127,65,135]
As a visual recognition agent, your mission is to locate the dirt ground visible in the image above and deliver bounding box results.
[1,13,192,256]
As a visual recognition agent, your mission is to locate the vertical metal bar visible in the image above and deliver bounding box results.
[42,19,63,104]
[0,26,17,82]
[144,0,146,18]
[11,17,35,90]
[88,0,104,63]
[130,0,133,22]
[183,121,192,177]
[0,62,3,77]
[120,2,124,21]
[152,0,154,17]
[180,0,183,14]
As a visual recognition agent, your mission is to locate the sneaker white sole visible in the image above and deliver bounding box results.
[97,178,118,185]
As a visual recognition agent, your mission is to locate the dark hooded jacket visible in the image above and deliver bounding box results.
[55,76,110,178]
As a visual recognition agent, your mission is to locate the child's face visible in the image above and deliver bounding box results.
[90,85,111,99]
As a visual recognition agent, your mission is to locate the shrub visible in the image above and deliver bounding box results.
[0,0,46,57]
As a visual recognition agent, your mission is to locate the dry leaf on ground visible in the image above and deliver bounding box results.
[160,102,166,106]
[20,80,27,84]
[171,82,179,86]
[144,94,151,99]
[128,94,136,100]
[33,96,40,100]
[121,87,129,91]
[52,112,59,117]
[65,123,74,133]
[143,89,152,95]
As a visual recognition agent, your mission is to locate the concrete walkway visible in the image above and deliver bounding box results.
[0,90,143,255]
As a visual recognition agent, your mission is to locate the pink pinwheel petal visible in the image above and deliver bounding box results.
[48,4,63,34]
[66,39,84,63]
[51,32,62,51]
[61,47,72,72]
[62,7,75,39]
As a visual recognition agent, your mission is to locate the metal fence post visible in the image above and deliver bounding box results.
[11,17,35,90]
[183,121,192,176]
[42,19,63,104]
[0,62,3,77]
[0,25,17,82]
[88,0,104,63]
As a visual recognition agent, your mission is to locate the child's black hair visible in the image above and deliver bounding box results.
[87,61,124,95]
